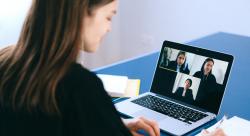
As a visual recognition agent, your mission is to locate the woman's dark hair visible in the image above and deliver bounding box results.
[175,51,187,70]
[186,78,192,87]
[201,58,214,75]
[0,0,114,115]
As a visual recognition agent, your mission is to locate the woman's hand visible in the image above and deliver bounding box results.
[122,117,160,136]
[201,128,226,136]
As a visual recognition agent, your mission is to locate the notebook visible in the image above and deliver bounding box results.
[115,41,234,136]
[97,74,140,97]
[196,116,250,136]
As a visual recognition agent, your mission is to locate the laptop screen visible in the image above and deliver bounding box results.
[151,41,233,114]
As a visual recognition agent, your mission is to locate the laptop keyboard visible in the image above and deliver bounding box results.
[131,95,208,124]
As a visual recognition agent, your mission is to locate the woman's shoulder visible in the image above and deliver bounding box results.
[169,60,176,65]
[57,63,108,107]
[210,73,216,78]
[175,87,183,93]
[177,87,184,90]
[58,64,131,136]
[193,71,202,76]
[187,89,193,93]
[59,63,103,94]
[66,63,99,82]
[68,63,94,76]
[209,73,217,82]
[167,61,176,68]
[195,71,202,74]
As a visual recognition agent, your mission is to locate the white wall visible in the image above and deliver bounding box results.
[0,0,31,48]
[116,0,250,68]
[1,0,250,69]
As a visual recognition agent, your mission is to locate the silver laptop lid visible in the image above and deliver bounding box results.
[150,41,234,114]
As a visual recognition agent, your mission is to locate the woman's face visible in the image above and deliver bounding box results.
[184,80,191,89]
[82,0,118,52]
[204,61,214,75]
[177,54,186,66]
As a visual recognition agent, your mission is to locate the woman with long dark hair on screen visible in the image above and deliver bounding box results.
[0,0,224,136]
[194,58,218,113]
[167,51,190,74]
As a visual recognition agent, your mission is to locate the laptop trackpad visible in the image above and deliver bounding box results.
[131,109,166,121]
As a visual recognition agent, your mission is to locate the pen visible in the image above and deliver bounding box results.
[216,115,228,129]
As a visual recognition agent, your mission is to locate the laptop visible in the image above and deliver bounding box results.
[115,41,234,136]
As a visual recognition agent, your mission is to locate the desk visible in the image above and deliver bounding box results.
[96,32,250,135]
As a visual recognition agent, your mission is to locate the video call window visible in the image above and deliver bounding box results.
[172,73,201,102]
[159,47,229,85]
[156,47,229,113]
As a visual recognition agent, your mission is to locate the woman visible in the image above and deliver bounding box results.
[0,0,158,136]
[193,58,218,113]
[0,0,224,136]
[167,51,190,74]
[174,78,194,103]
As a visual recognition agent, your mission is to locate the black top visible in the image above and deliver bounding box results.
[174,87,194,103]
[0,63,132,136]
[193,71,218,113]
[166,61,190,74]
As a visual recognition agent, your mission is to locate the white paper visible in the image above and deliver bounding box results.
[97,74,128,97]
[196,116,250,136]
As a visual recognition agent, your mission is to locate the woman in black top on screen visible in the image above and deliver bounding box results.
[167,51,190,74]
[174,78,194,103]
[0,0,225,135]
[193,58,218,112]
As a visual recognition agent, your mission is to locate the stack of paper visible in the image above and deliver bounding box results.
[97,74,140,97]
[196,116,250,136]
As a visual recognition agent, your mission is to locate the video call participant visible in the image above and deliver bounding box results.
[167,51,190,74]
[174,78,194,103]
[193,58,218,112]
